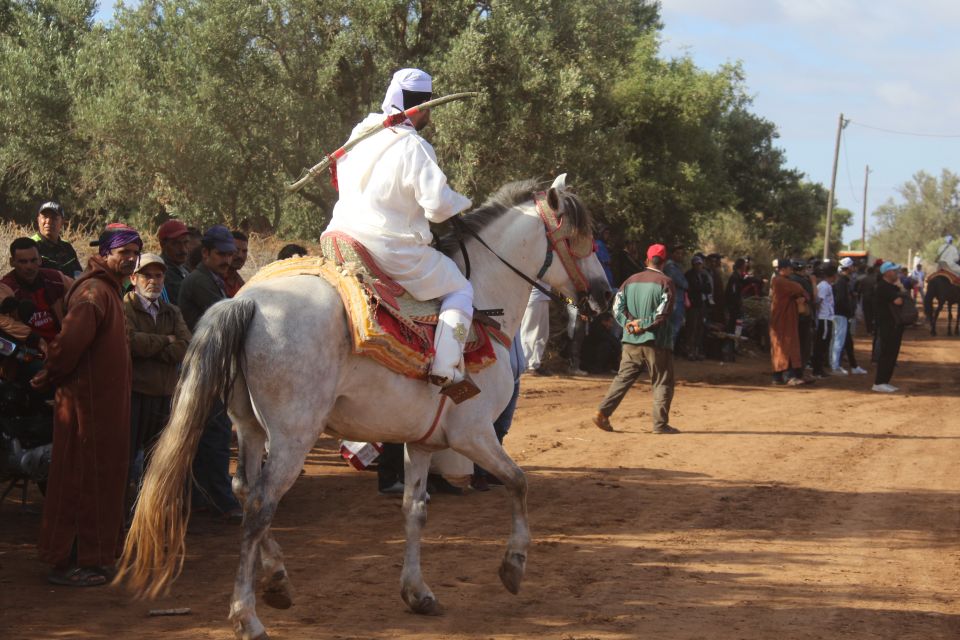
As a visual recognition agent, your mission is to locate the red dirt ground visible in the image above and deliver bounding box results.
[2,323,959,640]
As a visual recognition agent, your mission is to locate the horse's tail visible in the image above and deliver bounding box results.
[113,297,257,598]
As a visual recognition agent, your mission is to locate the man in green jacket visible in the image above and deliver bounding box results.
[593,243,680,434]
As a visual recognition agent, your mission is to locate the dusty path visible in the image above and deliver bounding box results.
[2,324,959,639]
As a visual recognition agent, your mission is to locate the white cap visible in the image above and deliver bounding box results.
[135,252,166,273]
[381,68,432,115]
[839,257,854,269]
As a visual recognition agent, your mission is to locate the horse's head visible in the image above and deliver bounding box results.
[536,174,613,316]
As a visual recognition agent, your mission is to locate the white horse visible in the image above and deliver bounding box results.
[115,176,612,640]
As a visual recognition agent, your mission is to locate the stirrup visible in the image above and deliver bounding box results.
[428,374,481,404]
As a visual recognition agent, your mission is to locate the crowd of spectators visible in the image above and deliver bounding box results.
[0,202,312,586]
[518,236,920,415]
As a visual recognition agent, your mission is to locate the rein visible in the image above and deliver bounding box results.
[449,204,579,310]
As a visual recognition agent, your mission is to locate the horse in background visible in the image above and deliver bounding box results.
[115,176,612,640]
[923,274,960,336]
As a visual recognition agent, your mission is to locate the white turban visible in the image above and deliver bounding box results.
[381,68,432,115]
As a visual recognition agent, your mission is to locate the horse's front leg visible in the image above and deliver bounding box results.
[400,444,440,615]
[449,428,530,595]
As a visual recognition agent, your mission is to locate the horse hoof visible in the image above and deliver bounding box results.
[260,571,294,610]
[498,551,526,595]
[404,591,443,616]
[415,595,443,616]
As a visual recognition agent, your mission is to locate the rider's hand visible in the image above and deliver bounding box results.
[893,296,904,306]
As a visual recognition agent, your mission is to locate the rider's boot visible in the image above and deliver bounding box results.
[429,308,480,404]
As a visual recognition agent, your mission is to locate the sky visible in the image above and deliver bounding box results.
[93,2,958,244]
[658,0,960,243]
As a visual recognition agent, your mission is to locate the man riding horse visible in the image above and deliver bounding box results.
[323,68,476,396]
[935,234,960,279]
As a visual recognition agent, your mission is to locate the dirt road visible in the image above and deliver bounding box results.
[3,326,959,639]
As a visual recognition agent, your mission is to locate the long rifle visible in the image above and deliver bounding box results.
[286,91,479,193]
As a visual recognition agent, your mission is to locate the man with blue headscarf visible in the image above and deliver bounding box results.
[30,225,142,586]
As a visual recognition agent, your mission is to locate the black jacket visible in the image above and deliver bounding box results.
[833,274,855,318]
[874,279,901,334]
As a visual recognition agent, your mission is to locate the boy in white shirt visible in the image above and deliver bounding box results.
[813,263,837,378]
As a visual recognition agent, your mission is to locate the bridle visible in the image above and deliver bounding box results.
[533,191,593,293]
[451,190,595,312]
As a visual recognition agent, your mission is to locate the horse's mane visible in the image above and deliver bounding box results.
[438,178,592,257]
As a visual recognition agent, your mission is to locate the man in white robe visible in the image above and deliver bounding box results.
[935,235,960,278]
[520,282,551,373]
[324,68,475,390]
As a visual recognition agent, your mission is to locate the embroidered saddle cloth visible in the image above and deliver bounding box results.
[247,234,508,380]
[926,269,960,287]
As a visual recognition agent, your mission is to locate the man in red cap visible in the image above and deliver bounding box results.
[593,243,680,434]
[157,219,191,304]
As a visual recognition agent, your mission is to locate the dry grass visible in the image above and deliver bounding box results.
[0,221,319,280]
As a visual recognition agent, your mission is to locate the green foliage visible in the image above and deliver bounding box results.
[696,209,775,276]
[870,169,960,264]
[806,206,853,259]
[0,0,839,253]
[0,0,96,222]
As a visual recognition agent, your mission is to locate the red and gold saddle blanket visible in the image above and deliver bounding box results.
[247,233,508,380]
[926,269,960,287]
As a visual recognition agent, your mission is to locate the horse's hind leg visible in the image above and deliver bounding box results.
[400,444,441,615]
[228,434,312,640]
[258,528,293,610]
[449,428,530,595]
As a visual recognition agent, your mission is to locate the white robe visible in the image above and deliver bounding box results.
[936,242,960,277]
[325,113,472,300]
[520,283,550,370]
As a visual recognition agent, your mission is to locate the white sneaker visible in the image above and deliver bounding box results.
[832,367,849,376]
[871,384,896,393]
[887,384,899,391]
[851,366,868,375]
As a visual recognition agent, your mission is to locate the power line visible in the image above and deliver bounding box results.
[847,119,960,139]
[841,128,860,205]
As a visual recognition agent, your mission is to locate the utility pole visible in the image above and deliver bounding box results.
[861,165,870,250]
[823,112,848,260]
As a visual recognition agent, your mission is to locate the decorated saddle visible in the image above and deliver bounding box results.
[926,269,960,287]
[247,233,509,381]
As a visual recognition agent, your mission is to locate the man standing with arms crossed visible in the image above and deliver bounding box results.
[593,243,679,434]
